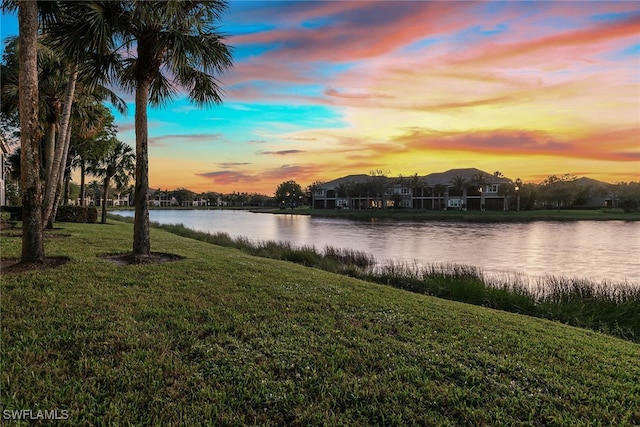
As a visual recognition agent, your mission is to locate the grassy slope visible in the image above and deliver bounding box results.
[1,221,639,426]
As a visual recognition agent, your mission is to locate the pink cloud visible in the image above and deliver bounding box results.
[196,170,255,186]
[324,87,393,100]
[445,13,640,68]
[258,149,305,156]
[232,2,468,63]
[393,128,640,162]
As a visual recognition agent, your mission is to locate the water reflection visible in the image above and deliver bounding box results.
[116,210,639,285]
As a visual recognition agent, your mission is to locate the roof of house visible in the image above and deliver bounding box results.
[319,174,370,189]
[319,168,512,189]
[422,168,512,186]
[574,177,612,189]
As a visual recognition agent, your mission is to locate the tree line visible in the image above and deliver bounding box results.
[290,171,640,212]
[1,0,233,264]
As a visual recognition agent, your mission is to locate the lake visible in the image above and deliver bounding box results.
[115,209,640,286]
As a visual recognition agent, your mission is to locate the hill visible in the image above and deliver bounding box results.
[1,221,639,425]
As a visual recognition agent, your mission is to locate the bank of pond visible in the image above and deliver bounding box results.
[275,207,640,222]
[143,219,639,343]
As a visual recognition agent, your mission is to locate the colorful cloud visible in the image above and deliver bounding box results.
[2,1,639,193]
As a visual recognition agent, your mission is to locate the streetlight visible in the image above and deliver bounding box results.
[515,178,522,211]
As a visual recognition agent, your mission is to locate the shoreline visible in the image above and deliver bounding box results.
[265,207,640,222]
[2,220,638,424]
[107,216,639,342]
[107,206,640,222]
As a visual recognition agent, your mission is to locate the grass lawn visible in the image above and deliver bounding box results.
[1,220,639,425]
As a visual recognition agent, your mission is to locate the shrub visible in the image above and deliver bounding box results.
[0,206,22,220]
[56,206,98,223]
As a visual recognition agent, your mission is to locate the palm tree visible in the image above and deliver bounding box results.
[450,175,467,210]
[67,103,120,208]
[87,180,101,206]
[433,184,446,210]
[408,173,424,209]
[16,0,44,263]
[2,16,127,229]
[87,140,135,224]
[368,169,389,208]
[56,1,233,259]
[129,1,232,258]
[471,172,490,211]
[0,37,65,182]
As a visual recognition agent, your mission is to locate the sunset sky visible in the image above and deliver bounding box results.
[2,1,639,194]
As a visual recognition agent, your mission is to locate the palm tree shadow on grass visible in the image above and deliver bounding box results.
[1,257,71,274]
[101,252,184,266]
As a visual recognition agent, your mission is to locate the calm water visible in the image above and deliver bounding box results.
[116,210,640,286]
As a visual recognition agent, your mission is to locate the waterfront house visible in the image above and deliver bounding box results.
[312,168,513,211]
[149,189,177,207]
[112,192,131,207]
[192,196,209,207]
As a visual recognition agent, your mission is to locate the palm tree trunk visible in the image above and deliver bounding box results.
[44,122,56,182]
[48,112,75,228]
[102,176,110,224]
[43,66,78,229]
[133,78,151,257]
[80,159,86,206]
[18,0,44,263]
[63,158,71,206]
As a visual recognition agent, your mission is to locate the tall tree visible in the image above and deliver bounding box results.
[471,172,490,211]
[539,174,578,209]
[433,184,446,210]
[67,103,118,207]
[17,0,44,263]
[88,140,135,224]
[42,1,128,229]
[614,182,640,212]
[275,180,304,209]
[367,169,390,209]
[449,175,467,210]
[55,1,233,259]
[0,37,63,180]
[1,18,126,229]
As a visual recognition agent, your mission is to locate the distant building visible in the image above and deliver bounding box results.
[192,196,209,207]
[573,177,619,209]
[312,168,513,211]
[149,189,177,207]
[112,192,131,207]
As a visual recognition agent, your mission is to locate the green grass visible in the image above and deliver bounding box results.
[2,220,640,425]
[361,262,640,342]
[113,216,640,342]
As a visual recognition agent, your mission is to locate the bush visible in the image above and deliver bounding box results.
[56,206,98,223]
[0,206,22,220]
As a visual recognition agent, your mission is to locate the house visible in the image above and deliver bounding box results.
[192,196,209,207]
[420,168,512,211]
[572,177,618,208]
[112,192,131,207]
[149,189,177,207]
[312,168,513,211]
[312,174,369,209]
